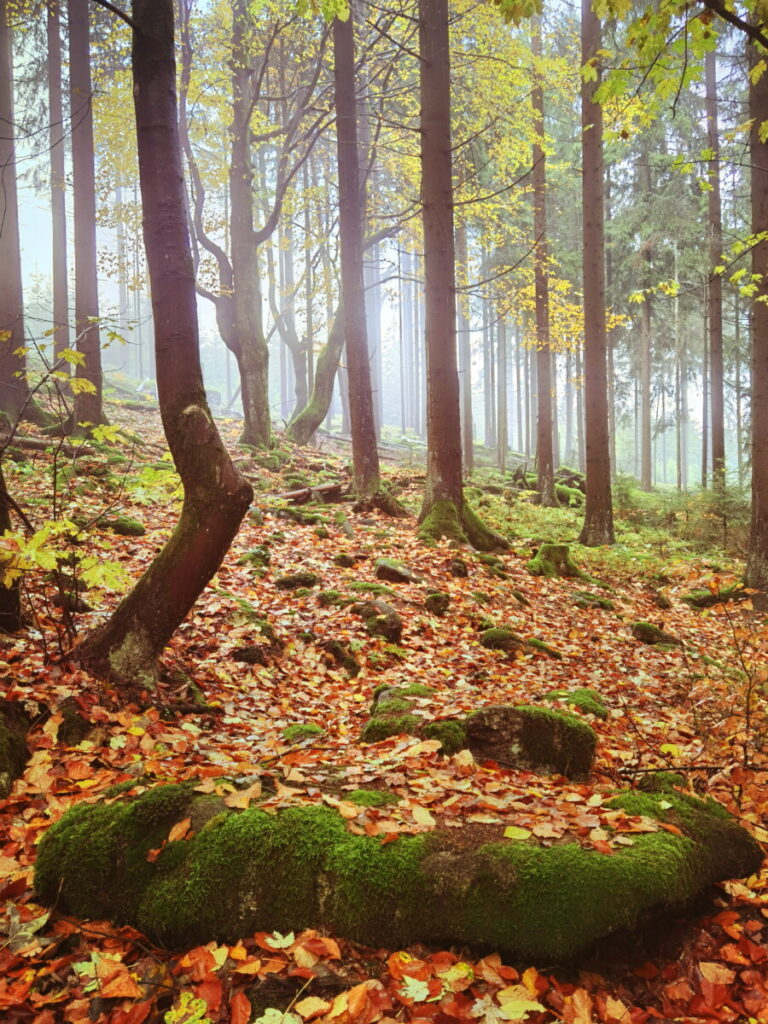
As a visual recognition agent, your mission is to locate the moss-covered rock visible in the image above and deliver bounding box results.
[631,621,683,646]
[283,723,325,743]
[102,515,146,537]
[361,713,421,744]
[465,705,596,779]
[275,571,320,591]
[347,580,394,597]
[424,591,450,616]
[352,599,402,642]
[422,720,468,755]
[545,688,608,720]
[480,627,524,652]
[320,640,360,677]
[238,546,271,569]
[317,589,353,608]
[527,543,584,579]
[374,558,421,584]
[333,553,357,568]
[680,584,748,609]
[35,784,763,960]
[525,637,564,660]
[347,789,398,807]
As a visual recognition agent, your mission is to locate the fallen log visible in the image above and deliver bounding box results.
[279,482,345,505]
[35,779,762,960]
[0,434,94,457]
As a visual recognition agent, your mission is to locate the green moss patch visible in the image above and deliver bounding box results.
[283,723,325,743]
[275,571,320,590]
[347,789,398,808]
[545,688,608,720]
[35,784,763,960]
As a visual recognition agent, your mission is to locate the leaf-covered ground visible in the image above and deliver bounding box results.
[1,407,767,1024]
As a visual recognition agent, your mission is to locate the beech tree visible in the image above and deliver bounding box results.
[578,0,614,546]
[79,0,253,688]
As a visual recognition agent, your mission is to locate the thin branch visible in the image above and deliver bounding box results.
[89,0,138,31]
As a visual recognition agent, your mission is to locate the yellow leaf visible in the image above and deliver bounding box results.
[411,804,436,827]
[503,826,532,840]
[660,743,681,757]
[294,996,331,1019]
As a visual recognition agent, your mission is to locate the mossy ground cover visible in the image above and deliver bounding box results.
[2,409,768,1021]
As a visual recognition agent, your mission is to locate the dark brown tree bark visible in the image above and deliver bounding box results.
[333,5,380,496]
[47,0,69,362]
[0,0,27,423]
[746,36,768,602]
[706,50,725,489]
[0,461,21,632]
[0,0,47,427]
[532,19,557,507]
[68,0,105,429]
[578,0,614,546]
[416,0,504,550]
[78,0,253,689]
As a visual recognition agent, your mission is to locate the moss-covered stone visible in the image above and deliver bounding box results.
[361,713,421,744]
[374,558,420,584]
[545,688,608,720]
[317,589,353,608]
[102,515,146,537]
[465,704,596,779]
[275,571,320,590]
[238,546,271,569]
[333,553,357,568]
[631,621,682,646]
[424,591,450,616]
[525,637,564,660]
[527,543,584,579]
[347,789,398,808]
[555,484,584,507]
[352,599,402,642]
[680,584,747,608]
[422,720,467,755]
[480,627,524,652]
[34,784,763,959]
[320,640,360,676]
[283,723,325,743]
[347,580,394,597]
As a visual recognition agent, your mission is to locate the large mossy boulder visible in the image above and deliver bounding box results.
[34,782,763,961]
[465,705,596,779]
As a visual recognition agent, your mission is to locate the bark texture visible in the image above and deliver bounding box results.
[68,0,105,429]
[333,6,380,495]
[532,21,557,507]
[746,38,768,602]
[578,0,614,546]
[706,50,725,489]
[78,0,253,688]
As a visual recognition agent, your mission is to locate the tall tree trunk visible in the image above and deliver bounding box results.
[78,0,253,688]
[333,5,380,495]
[578,0,614,545]
[497,321,507,473]
[417,0,504,549]
[47,0,69,363]
[287,307,343,445]
[702,292,709,489]
[638,149,653,492]
[0,0,48,426]
[532,19,557,506]
[706,50,725,489]
[746,36,768,603]
[455,221,474,472]
[230,0,270,447]
[68,0,105,429]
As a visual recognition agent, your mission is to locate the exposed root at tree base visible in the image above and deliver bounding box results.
[418,498,508,552]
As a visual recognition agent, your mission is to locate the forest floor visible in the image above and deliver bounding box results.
[1,404,767,1024]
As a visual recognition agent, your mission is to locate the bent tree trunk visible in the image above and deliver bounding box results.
[77,0,252,688]
[287,306,344,445]
[0,462,21,632]
[416,0,505,551]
